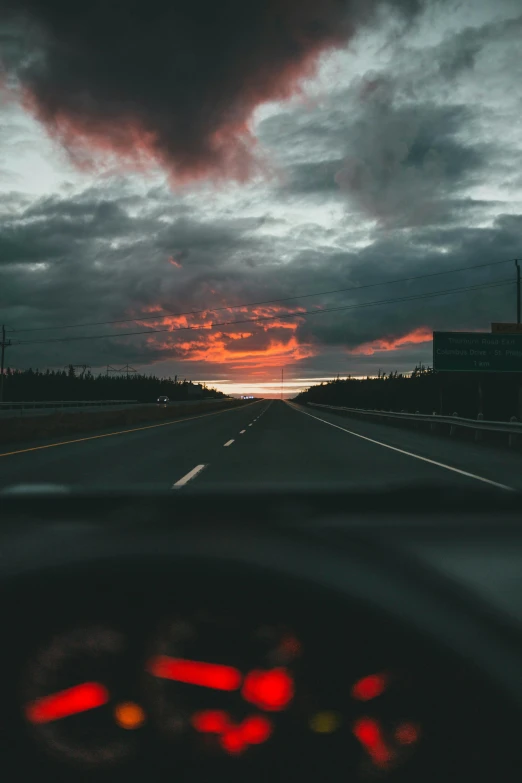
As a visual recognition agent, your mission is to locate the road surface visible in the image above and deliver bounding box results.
[1,399,522,492]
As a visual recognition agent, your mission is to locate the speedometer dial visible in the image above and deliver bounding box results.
[145,613,301,757]
[21,626,139,767]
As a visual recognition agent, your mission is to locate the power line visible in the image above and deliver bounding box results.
[6,257,515,334]
[13,277,513,347]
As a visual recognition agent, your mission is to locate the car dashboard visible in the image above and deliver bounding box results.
[0,486,521,782]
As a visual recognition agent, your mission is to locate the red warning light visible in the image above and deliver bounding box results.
[192,710,230,734]
[25,682,109,725]
[147,656,241,691]
[219,716,273,755]
[242,668,294,711]
[220,727,247,755]
[351,673,388,702]
[353,717,394,768]
[241,715,273,744]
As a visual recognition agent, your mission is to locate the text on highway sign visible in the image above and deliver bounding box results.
[433,331,522,372]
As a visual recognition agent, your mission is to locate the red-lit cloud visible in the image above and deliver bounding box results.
[130,303,313,373]
[1,1,427,181]
[2,1,352,181]
[351,327,432,356]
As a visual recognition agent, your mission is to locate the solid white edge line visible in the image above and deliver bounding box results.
[240,429,246,434]
[286,402,514,492]
[172,463,207,489]
[224,439,234,447]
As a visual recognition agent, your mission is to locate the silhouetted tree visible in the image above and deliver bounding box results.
[294,366,519,421]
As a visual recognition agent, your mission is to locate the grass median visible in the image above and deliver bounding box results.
[0,399,247,445]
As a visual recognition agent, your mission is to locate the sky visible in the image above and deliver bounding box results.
[1,0,521,397]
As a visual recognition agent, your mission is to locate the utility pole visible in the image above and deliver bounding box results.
[515,260,520,324]
[64,364,91,378]
[106,364,137,379]
[120,364,137,379]
[0,325,12,403]
[516,261,522,419]
[281,367,284,400]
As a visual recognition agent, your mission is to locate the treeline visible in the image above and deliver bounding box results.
[1,366,225,403]
[294,365,521,421]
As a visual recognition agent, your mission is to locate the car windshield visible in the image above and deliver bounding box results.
[1,0,522,494]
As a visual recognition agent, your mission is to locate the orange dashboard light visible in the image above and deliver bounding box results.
[114,702,146,730]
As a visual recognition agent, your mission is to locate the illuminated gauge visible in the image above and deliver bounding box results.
[145,614,302,757]
[22,626,144,767]
[350,672,421,776]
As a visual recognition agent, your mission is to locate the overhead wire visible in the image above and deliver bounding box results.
[6,257,516,334]
[13,277,514,346]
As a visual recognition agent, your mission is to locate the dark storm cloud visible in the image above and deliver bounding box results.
[0,0,430,181]
[334,83,486,226]
[1,1,520,381]
[0,196,141,268]
[291,213,522,355]
[262,7,522,225]
[424,11,522,81]
[0,186,283,370]
[259,75,488,224]
[2,179,522,375]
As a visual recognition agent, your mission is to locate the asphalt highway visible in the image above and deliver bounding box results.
[1,399,522,492]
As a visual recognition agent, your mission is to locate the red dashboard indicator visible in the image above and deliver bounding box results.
[25,682,109,725]
[192,710,230,734]
[242,668,294,711]
[219,716,274,755]
[351,673,388,702]
[353,717,394,768]
[191,710,273,754]
[395,722,420,745]
[146,656,242,691]
[241,715,273,745]
[220,727,247,755]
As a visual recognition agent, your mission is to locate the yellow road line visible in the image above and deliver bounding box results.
[0,400,262,459]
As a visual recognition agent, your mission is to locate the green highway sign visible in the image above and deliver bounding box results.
[433,331,522,373]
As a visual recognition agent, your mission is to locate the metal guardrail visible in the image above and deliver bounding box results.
[306,402,522,446]
[0,399,137,411]
[0,397,236,417]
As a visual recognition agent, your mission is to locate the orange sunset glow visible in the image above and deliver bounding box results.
[122,302,436,396]
[351,327,432,357]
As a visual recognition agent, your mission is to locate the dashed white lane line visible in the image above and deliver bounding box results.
[286,402,514,492]
[224,439,234,447]
[0,398,265,460]
[172,464,207,489]
[240,429,246,434]
[248,423,253,427]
